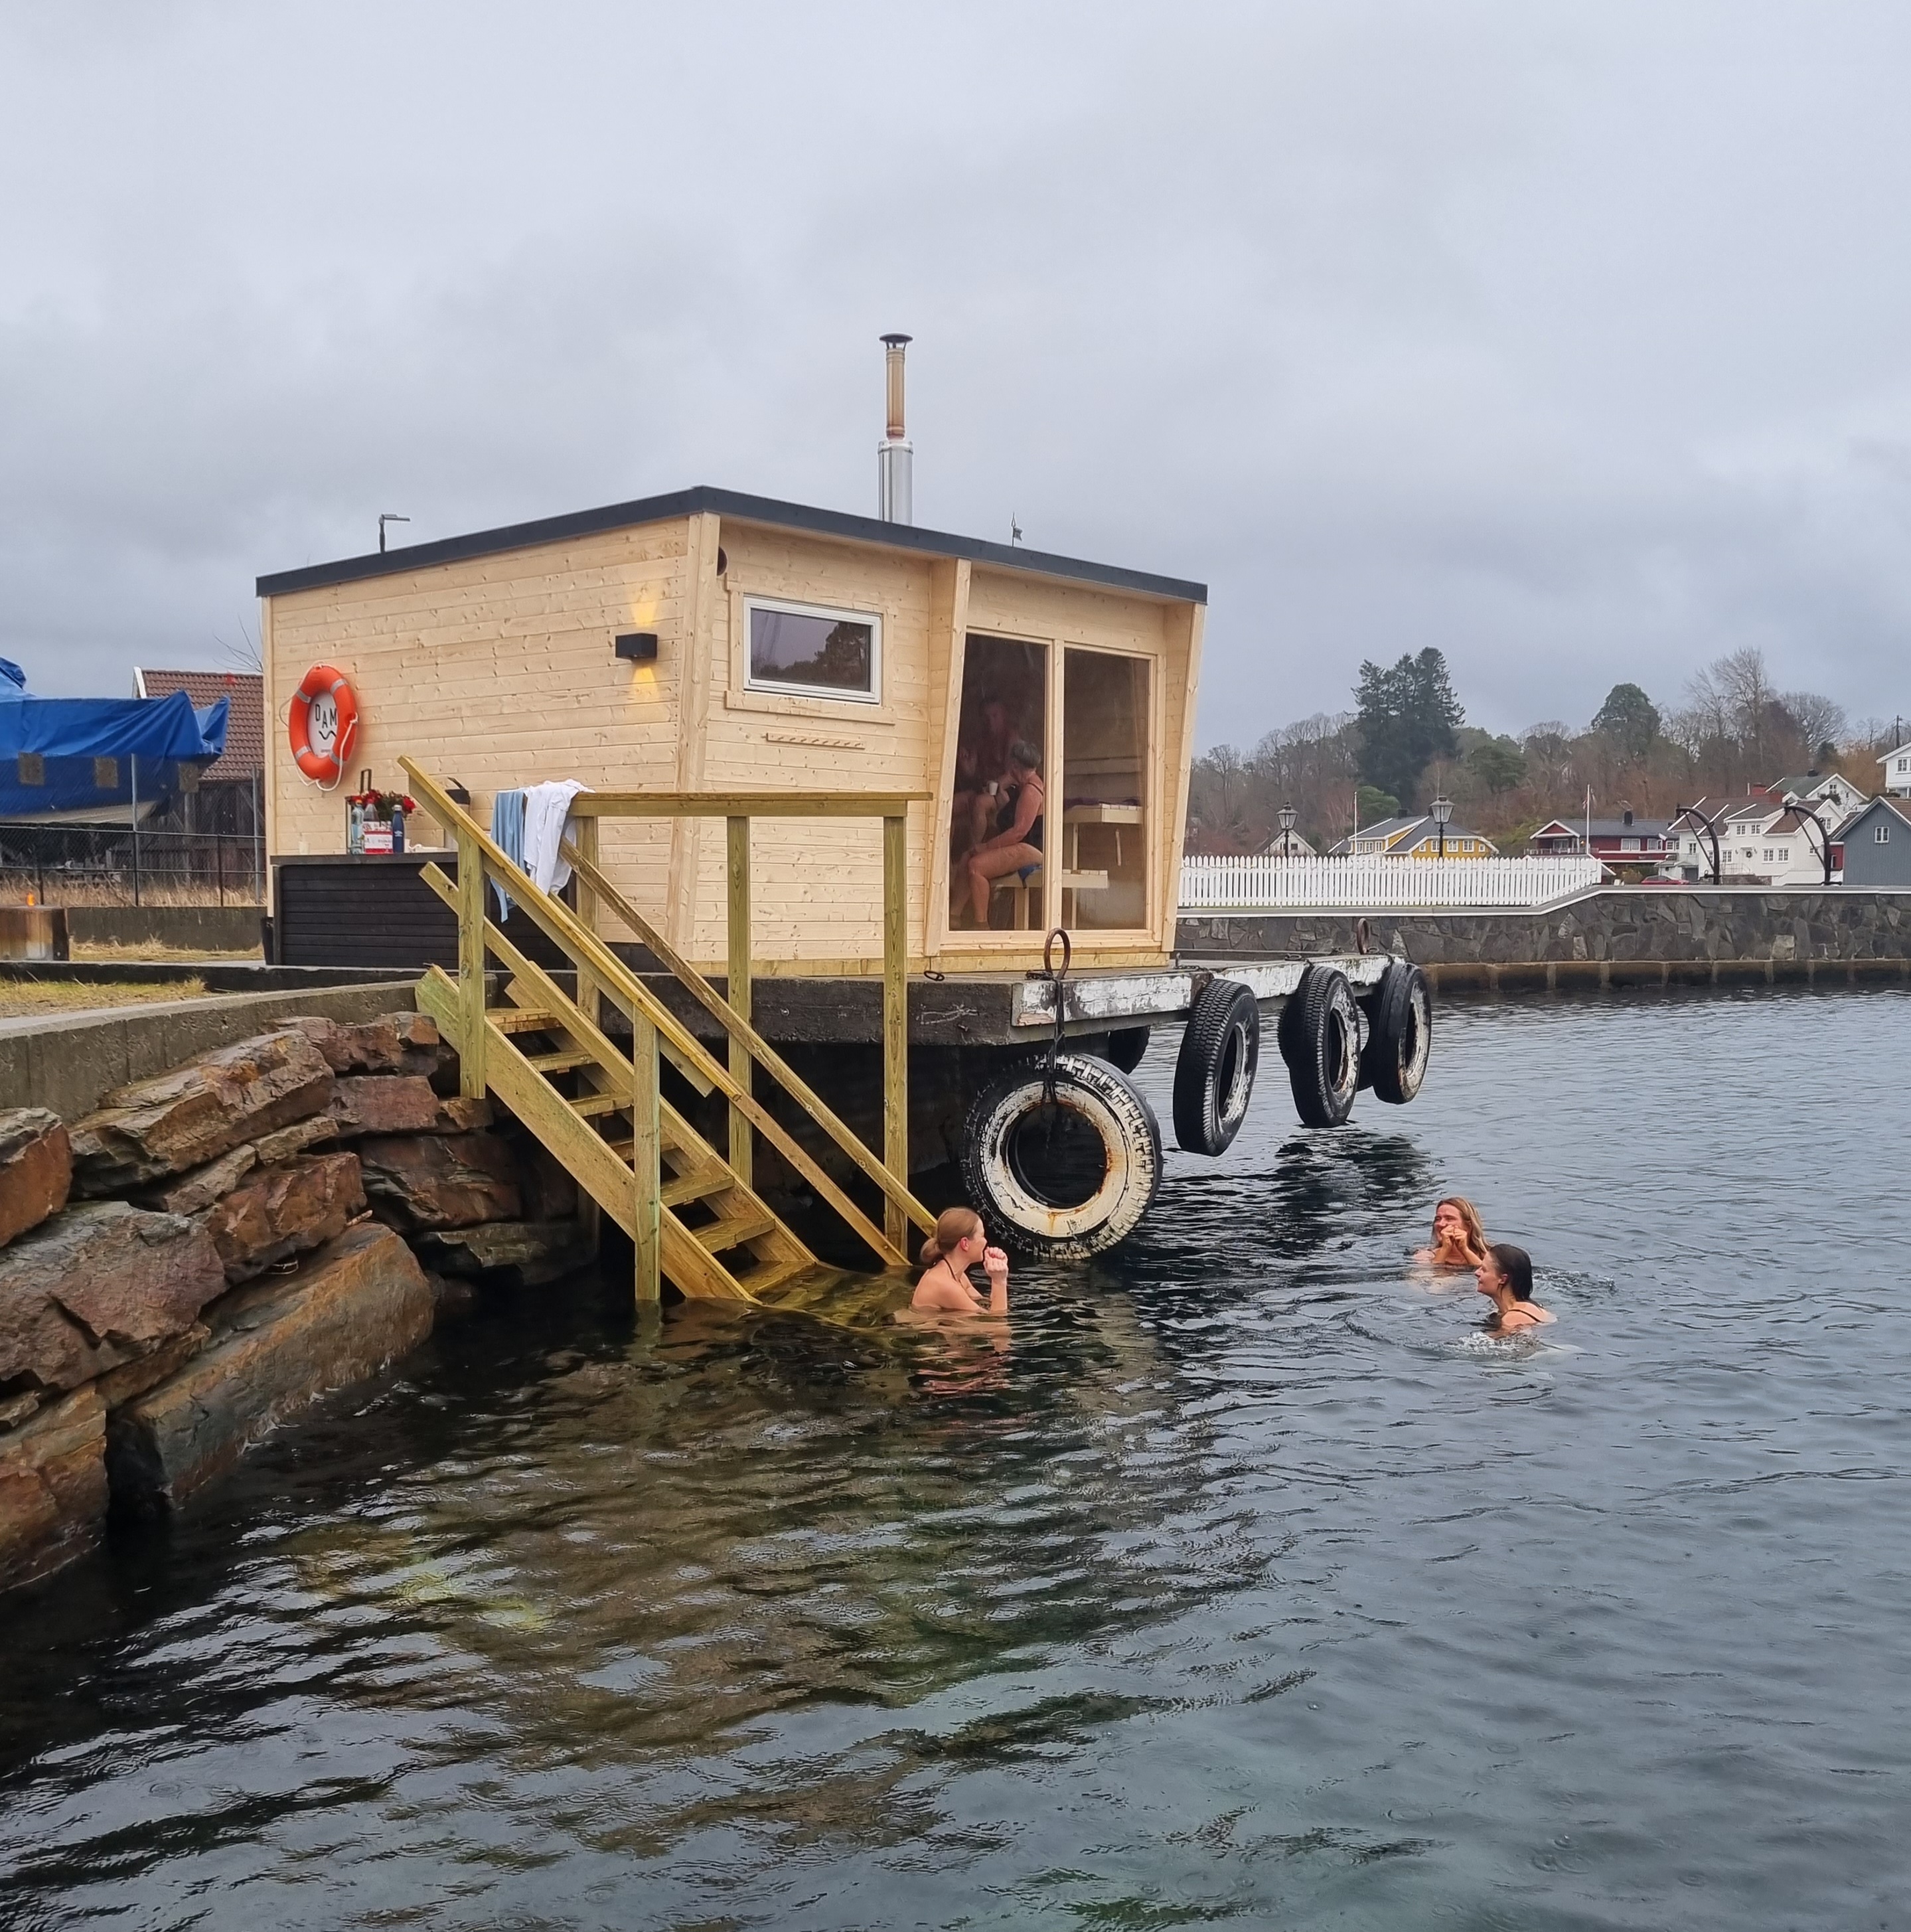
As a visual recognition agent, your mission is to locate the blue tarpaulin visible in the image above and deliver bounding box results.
[0,658,230,822]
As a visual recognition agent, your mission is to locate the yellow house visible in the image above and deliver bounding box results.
[1332,813,1498,860]
[260,486,1203,976]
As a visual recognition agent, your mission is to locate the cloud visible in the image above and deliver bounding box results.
[3,1,1910,749]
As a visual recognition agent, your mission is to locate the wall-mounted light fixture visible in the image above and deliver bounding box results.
[615,631,659,663]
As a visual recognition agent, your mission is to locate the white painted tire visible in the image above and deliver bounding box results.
[961,1053,1163,1260]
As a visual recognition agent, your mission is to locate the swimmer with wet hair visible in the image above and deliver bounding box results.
[909,1206,1009,1317]
[1415,1196,1489,1269]
[1475,1243,1553,1332]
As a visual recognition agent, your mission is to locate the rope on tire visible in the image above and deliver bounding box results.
[1039,927,1073,1107]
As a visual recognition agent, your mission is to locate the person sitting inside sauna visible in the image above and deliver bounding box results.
[1475,1244,1554,1332]
[909,1207,1010,1316]
[950,698,1016,861]
[1414,1196,1489,1271]
[960,738,1045,927]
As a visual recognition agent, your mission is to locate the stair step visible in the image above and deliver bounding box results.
[690,1209,776,1254]
[662,1169,731,1209]
[571,1091,631,1119]
[528,1048,595,1075]
[491,1008,562,1034]
[731,1253,810,1298]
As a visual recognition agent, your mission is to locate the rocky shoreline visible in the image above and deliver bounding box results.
[0,1010,588,1593]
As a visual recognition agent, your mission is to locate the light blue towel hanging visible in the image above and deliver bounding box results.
[489,789,528,919]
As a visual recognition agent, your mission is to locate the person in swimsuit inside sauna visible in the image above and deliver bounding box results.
[962,739,1045,926]
[1475,1243,1554,1332]
[908,1206,1010,1317]
[1414,1196,1490,1271]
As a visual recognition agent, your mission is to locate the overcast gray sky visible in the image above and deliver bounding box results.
[5,2,1910,748]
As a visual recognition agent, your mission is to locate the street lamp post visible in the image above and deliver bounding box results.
[1430,791,1452,859]
[1278,801,1298,858]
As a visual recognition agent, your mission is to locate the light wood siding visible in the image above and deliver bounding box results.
[265,511,1200,971]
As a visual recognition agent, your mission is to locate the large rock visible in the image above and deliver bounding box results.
[510,1135,579,1222]
[133,1142,257,1216]
[414,1220,597,1287]
[358,1132,521,1232]
[0,1108,72,1248]
[198,1152,366,1284]
[0,1386,107,1591]
[329,1075,442,1139]
[251,1115,340,1165]
[107,1222,433,1516]
[69,1029,335,1194]
[291,1012,445,1078]
[0,1203,226,1395]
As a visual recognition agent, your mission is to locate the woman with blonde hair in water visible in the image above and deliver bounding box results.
[1415,1196,1489,1270]
[909,1206,1010,1317]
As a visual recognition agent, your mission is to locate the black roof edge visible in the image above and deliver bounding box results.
[255,485,1207,604]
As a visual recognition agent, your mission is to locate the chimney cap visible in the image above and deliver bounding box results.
[880,332,913,347]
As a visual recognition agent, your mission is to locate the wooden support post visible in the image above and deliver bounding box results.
[631,1012,661,1304]
[882,810,909,1250]
[456,827,487,1098]
[726,814,752,1184]
[573,814,603,1257]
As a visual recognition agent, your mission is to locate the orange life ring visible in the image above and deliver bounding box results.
[288,665,359,784]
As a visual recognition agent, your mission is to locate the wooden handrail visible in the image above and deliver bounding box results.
[402,760,916,1268]
[561,841,934,1236]
[565,791,928,819]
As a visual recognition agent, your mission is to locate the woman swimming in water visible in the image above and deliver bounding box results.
[909,1206,1010,1317]
[1475,1243,1553,1332]
[1415,1196,1489,1269]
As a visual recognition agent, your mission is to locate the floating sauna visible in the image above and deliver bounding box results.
[262,486,1200,977]
[257,349,1430,1275]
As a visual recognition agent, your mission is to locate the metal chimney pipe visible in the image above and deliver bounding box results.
[877,333,913,523]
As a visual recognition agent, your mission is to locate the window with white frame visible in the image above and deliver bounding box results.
[1876,823,1891,843]
[743,596,881,702]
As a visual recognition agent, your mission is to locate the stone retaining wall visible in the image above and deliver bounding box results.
[0,1008,587,1592]
[0,982,425,1121]
[1177,888,1911,993]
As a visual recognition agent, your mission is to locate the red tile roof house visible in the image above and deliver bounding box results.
[1529,809,1671,874]
[133,669,265,841]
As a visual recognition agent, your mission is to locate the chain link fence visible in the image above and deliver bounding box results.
[0,825,265,907]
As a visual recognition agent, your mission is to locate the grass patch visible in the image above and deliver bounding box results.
[70,939,262,963]
[0,977,211,1018]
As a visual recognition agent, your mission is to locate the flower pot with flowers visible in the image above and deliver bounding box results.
[348,789,418,855]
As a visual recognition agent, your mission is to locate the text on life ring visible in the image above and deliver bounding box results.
[289,665,359,783]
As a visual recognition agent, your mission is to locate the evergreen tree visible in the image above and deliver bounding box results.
[1590,682,1660,764]
[1354,649,1463,807]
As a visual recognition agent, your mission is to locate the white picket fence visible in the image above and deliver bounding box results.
[1178,854,1604,912]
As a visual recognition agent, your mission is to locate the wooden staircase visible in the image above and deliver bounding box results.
[402,762,935,1305]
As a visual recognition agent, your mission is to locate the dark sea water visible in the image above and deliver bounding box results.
[3,989,1909,1930]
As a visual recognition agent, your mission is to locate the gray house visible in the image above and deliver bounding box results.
[1835,795,1911,888]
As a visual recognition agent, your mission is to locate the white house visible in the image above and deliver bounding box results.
[1667,793,1841,886]
[1879,744,1911,798]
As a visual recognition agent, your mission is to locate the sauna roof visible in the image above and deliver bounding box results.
[255,485,1208,604]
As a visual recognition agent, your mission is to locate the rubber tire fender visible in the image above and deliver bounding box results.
[961,1052,1163,1260]
[1171,980,1261,1156]
[1276,965,1361,1128]
[1360,959,1432,1105]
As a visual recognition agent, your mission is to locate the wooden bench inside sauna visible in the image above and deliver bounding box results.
[259,484,1431,1294]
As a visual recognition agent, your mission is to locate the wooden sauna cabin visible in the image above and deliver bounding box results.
[258,486,1431,1259]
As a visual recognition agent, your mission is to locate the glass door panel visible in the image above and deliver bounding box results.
[1061,648,1149,930]
[948,634,1048,932]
